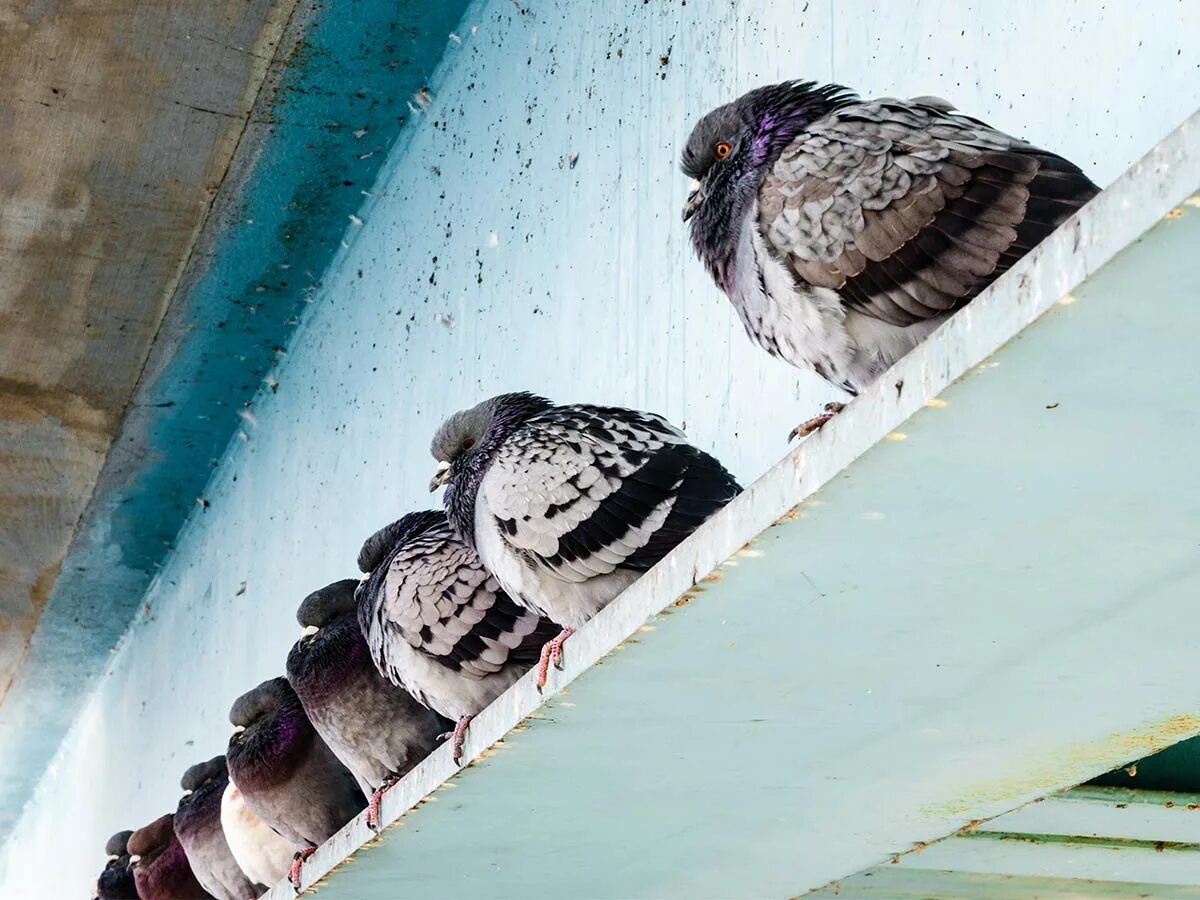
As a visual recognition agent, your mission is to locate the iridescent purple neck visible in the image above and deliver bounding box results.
[226,697,313,792]
[745,81,856,169]
[287,616,373,708]
[137,833,200,899]
[174,771,226,840]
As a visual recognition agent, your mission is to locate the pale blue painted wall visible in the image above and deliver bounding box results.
[3,1,1198,895]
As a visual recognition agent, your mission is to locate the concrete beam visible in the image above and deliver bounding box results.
[0,0,297,699]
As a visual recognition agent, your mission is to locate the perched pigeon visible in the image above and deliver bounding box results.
[356,511,559,762]
[287,579,446,827]
[225,677,365,889]
[96,830,138,900]
[429,393,740,686]
[174,756,263,900]
[128,814,213,900]
[682,81,1099,435]
[219,778,298,889]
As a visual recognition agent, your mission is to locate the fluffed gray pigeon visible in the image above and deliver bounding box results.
[96,830,138,900]
[128,814,213,900]
[429,393,740,687]
[173,756,263,900]
[356,510,559,763]
[219,777,298,890]
[224,677,365,890]
[287,579,446,827]
[681,81,1099,436]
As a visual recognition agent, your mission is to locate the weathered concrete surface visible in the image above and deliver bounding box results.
[0,0,473,845]
[0,0,297,700]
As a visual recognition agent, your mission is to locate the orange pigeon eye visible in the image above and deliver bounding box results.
[462,437,475,450]
[715,141,732,159]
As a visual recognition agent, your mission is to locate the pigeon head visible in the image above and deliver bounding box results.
[127,814,174,866]
[105,830,133,859]
[296,579,359,632]
[175,755,229,846]
[288,579,372,703]
[356,510,446,575]
[354,510,449,638]
[681,80,855,288]
[429,393,553,545]
[227,677,313,791]
[179,754,227,794]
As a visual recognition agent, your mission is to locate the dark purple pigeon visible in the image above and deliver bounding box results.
[95,830,138,900]
[128,814,212,900]
[286,579,446,829]
[224,677,364,888]
[174,756,263,900]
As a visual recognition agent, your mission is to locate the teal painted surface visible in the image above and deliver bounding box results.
[298,199,1200,898]
[0,0,470,841]
[2,0,1199,895]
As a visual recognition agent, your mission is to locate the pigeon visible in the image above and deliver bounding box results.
[174,756,263,900]
[429,393,740,687]
[225,677,365,890]
[356,510,559,763]
[96,830,138,900]
[681,81,1099,436]
[287,578,446,828]
[128,814,213,900]
[219,777,298,889]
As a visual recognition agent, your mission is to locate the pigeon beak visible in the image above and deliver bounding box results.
[429,460,452,492]
[129,855,141,866]
[231,724,245,735]
[301,624,319,638]
[682,178,704,222]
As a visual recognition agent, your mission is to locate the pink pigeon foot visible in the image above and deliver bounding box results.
[789,402,846,441]
[366,774,400,831]
[450,714,473,765]
[535,627,575,692]
[289,846,316,892]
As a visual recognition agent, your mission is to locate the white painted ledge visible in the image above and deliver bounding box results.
[267,108,1200,898]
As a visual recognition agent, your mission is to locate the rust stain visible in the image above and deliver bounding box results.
[29,556,63,614]
[922,714,1200,818]
[0,377,112,436]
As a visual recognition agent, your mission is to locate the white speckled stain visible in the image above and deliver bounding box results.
[2,1,1199,895]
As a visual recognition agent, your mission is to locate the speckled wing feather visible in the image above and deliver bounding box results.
[363,518,551,680]
[479,405,741,583]
[757,97,1099,326]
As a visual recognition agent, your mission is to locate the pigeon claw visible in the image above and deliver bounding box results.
[450,714,473,765]
[788,402,846,442]
[289,847,316,893]
[366,774,400,832]
[535,627,575,692]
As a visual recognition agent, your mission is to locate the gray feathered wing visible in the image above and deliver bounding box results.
[479,405,742,583]
[757,97,1100,327]
[362,520,554,681]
